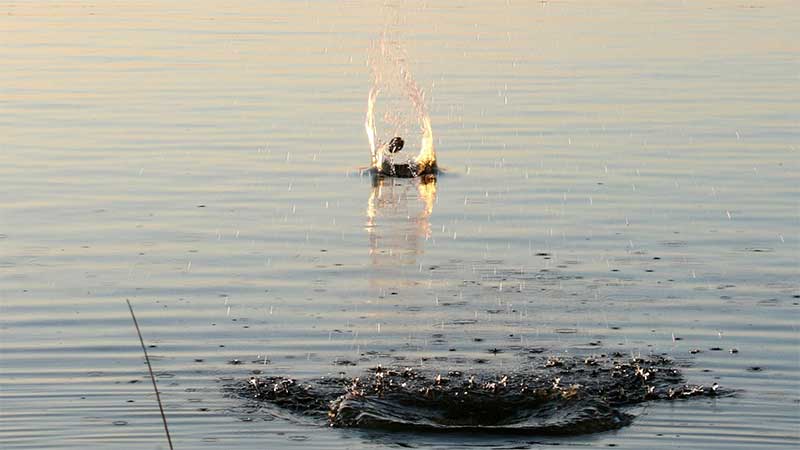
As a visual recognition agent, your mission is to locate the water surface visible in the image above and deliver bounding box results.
[1,1,798,449]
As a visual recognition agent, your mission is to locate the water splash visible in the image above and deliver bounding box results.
[235,354,726,435]
[366,32,436,176]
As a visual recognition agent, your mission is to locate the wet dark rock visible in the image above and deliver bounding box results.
[231,354,725,436]
[387,137,404,153]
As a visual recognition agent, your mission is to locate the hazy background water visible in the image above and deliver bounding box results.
[1,1,798,448]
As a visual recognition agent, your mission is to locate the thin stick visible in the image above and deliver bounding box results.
[127,299,174,450]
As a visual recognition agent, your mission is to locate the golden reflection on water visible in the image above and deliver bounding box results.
[366,174,436,276]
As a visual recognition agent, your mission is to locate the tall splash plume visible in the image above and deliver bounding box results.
[366,33,436,176]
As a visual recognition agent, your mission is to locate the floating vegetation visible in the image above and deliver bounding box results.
[231,353,725,436]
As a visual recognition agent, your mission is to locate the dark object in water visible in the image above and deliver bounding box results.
[233,353,725,436]
[373,152,439,178]
[126,300,174,450]
[387,136,404,153]
[377,159,438,178]
[374,135,437,178]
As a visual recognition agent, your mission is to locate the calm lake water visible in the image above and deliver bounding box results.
[1,1,798,448]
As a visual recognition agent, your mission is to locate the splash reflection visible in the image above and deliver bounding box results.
[366,174,437,283]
